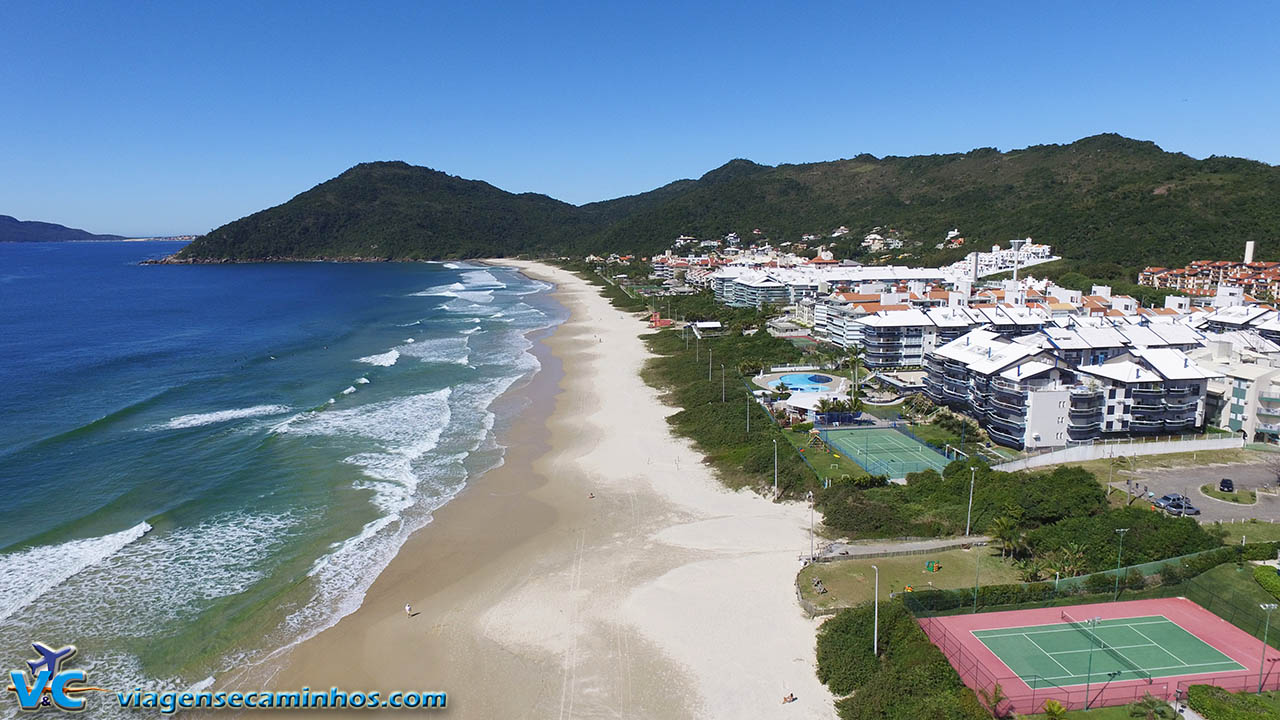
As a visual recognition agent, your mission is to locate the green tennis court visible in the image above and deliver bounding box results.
[973,613,1245,688]
[820,426,950,478]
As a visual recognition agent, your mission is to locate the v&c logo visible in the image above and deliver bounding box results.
[6,643,108,712]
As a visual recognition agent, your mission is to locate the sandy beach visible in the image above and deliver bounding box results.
[268,261,835,719]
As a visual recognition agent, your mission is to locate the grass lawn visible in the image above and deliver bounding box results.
[783,428,869,483]
[797,546,1018,610]
[1061,449,1268,479]
[1200,483,1258,504]
[861,401,904,419]
[1216,519,1280,544]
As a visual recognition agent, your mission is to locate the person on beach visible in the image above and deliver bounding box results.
[404,603,413,617]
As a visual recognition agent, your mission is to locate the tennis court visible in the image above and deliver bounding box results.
[973,611,1245,688]
[820,426,950,478]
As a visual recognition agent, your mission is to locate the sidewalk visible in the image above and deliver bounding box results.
[817,535,991,561]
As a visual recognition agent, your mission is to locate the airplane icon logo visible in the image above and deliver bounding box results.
[29,643,77,677]
[7,641,109,712]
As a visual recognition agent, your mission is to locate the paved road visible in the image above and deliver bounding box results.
[1109,462,1280,523]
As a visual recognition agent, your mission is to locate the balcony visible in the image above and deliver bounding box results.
[987,411,1027,431]
[1071,386,1103,398]
[990,393,1026,413]
[1167,386,1195,397]
[1132,387,1164,400]
[1131,401,1165,412]
[988,425,1025,448]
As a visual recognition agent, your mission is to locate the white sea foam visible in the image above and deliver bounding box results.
[397,335,470,365]
[0,521,152,623]
[455,289,494,304]
[356,349,400,366]
[459,325,482,335]
[342,386,357,395]
[49,514,299,635]
[356,377,371,384]
[271,391,457,633]
[410,281,467,298]
[460,269,506,289]
[442,262,461,269]
[158,405,291,430]
[404,337,415,343]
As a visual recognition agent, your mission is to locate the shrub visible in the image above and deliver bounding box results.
[791,422,814,433]
[1186,683,1280,719]
[1254,565,1280,601]
[1084,572,1115,594]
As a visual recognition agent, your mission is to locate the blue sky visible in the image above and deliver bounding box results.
[2,1,1277,236]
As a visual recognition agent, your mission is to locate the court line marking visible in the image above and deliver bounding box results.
[1050,642,1159,655]
[1031,660,1246,684]
[1132,626,1190,667]
[1023,633,1075,677]
[974,619,1170,640]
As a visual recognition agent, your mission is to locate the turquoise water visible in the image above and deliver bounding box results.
[0,242,563,709]
[772,373,834,393]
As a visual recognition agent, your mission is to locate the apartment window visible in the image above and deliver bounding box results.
[1109,389,1117,399]
[1058,417,1064,424]
[1107,406,1115,416]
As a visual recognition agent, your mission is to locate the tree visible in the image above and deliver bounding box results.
[1041,699,1067,719]
[1127,693,1171,719]
[848,345,866,416]
[977,683,1009,719]
[990,516,1018,559]
[1016,557,1046,582]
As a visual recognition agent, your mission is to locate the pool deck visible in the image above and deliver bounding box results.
[753,371,848,395]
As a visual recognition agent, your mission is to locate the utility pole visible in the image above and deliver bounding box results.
[708,348,712,381]
[721,364,725,402]
[965,466,976,537]
[1113,528,1129,601]
[773,439,778,493]
[746,399,751,434]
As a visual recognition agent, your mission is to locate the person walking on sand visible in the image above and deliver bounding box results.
[404,603,413,617]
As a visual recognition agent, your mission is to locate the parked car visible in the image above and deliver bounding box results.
[1166,500,1201,516]
[1220,478,1235,493]
[1153,493,1187,509]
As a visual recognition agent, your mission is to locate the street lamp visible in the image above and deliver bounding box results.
[871,564,880,656]
[1261,603,1278,693]
[807,490,815,561]
[1113,528,1130,601]
[773,439,778,492]
[721,364,725,402]
[708,348,713,381]
[965,466,976,537]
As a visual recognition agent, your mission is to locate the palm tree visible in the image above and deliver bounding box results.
[1041,699,1067,719]
[848,346,865,415]
[989,516,1018,559]
[1127,693,1172,719]
[1016,558,1046,583]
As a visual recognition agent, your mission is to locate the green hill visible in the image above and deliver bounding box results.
[175,135,1280,266]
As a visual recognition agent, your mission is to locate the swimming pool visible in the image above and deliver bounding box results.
[771,373,835,393]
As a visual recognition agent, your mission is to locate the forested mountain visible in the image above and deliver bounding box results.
[0,215,124,243]
[174,135,1280,266]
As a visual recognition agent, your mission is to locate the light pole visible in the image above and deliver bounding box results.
[871,564,880,656]
[773,439,778,492]
[746,399,751,434]
[1113,528,1130,601]
[965,466,976,537]
[807,491,815,561]
[1084,617,1098,709]
[721,364,725,402]
[1261,603,1278,693]
[708,348,712,381]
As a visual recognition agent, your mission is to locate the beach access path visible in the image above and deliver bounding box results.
[264,260,836,719]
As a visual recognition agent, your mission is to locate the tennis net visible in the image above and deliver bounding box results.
[1061,610,1152,683]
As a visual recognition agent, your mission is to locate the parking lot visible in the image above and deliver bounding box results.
[1109,463,1280,524]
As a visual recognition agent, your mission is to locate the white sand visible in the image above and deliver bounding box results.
[495,261,835,719]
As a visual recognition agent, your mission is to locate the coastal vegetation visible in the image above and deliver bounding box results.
[175,135,1280,269]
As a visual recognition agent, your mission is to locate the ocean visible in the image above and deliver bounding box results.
[0,242,562,710]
